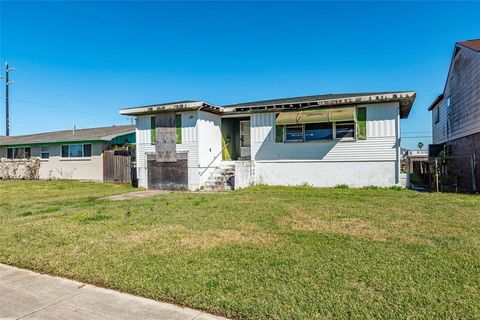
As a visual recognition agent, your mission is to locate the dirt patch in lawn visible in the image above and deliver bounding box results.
[281,211,390,242]
[122,224,277,252]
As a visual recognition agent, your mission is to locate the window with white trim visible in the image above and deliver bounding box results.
[6,147,31,159]
[61,144,92,158]
[41,146,50,159]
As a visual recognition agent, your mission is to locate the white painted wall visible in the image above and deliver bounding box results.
[135,102,401,189]
[255,161,397,187]
[197,111,223,186]
[135,111,202,190]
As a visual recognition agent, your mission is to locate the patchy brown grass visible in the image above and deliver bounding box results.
[281,211,390,242]
[121,224,277,252]
[2,181,480,319]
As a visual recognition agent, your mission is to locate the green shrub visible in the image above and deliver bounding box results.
[335,184,349,189]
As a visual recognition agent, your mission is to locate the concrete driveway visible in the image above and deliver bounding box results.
[0,264,228,320]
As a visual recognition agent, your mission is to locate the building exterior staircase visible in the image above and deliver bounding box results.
[204,163,235,191]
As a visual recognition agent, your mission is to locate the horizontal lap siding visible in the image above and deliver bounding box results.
[251,102,398,162]
[433,47,480,144]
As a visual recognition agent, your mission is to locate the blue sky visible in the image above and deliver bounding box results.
[0,1,479,149]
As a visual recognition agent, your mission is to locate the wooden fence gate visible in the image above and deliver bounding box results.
[103,150,131,184]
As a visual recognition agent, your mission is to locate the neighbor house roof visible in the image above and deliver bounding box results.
[0,125,135,146]
[458,39,480,52]
[428,39,480,111]
[120,91,416,119]
[428,94,444,111]
[119,101,222,116]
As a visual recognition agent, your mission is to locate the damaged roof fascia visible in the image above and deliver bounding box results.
[119,101,222,116]
[119,92,416,119]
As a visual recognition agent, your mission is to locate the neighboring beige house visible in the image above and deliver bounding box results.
[428,39,480,192]
[0,125,135,181]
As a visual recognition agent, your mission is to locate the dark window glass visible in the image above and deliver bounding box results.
[285,126,303,142]
[83,144,92,157]
[305,123,333,141]
[14,148,25,159]
[41,146,49,159]
[7,148,13,159]
[24,147,31,159]
[336,123,355,139]
[69,145,83,157]
[62,145,69,158]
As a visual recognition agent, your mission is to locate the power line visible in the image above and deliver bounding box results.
[13,80,119,110]
[11,98,119,120]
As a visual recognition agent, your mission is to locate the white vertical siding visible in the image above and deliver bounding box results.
[365,102,397,138]
[197,111,222,185]
[251,113,274,143]
[135,112,200,189]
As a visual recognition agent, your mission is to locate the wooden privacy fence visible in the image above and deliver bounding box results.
[103,150,131,184]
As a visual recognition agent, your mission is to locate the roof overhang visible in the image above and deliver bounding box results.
[428,94,444,111]
[119,101,222,116]
[223,92,416,119]
[0,130,135,147]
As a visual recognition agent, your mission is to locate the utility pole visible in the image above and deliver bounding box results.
[5,62,15,136]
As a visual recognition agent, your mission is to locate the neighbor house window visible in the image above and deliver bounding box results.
[151,116,156,145]
[305,123,333,141]
[41,146,50,159]
[7,147,31,159]
[335,123,355,139]
[434,105,440,124]
[61,144,92,158]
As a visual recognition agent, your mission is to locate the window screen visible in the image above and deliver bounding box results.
[285,126,303,142]
[305,123,333,141]
[336,123,355,139]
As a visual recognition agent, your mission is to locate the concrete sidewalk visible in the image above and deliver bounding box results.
[0,264,228,320]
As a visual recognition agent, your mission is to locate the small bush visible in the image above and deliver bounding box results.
[388,185,404,191]
[362,185,381,190]
[335,184,349,189]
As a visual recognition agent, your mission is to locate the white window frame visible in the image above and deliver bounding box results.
[41,146,50,160]
[61,144,92,158]
[6,147,31,160]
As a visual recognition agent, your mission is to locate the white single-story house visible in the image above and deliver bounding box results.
[119,92,416,190]
[0,125,135,181]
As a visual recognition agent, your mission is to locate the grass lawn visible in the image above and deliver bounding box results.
[1,180,480,319]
